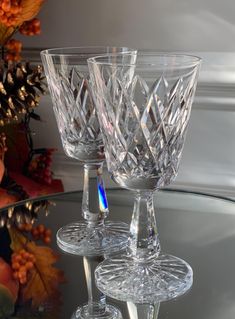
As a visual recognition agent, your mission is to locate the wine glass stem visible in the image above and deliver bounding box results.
[82,163,109,225]
[129,192,161,260]
[127,302,160,319]
[83,256,106,315]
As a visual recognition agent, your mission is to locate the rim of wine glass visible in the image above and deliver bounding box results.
[87,52,202,68]
[40,46,136,57]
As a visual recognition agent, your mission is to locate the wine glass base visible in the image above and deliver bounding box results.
[57,221,129,256]
[71,302,122,319]
[95,254,193,303]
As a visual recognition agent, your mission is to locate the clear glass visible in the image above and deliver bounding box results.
[40,47,133,256]
[127,302,160,319]
[40,47,134,319]
[88,52,201,303]
[72,256,122,319]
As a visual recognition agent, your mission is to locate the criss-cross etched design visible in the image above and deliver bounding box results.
[99,71,197,190]
[89,53,201,304]
[48,67,103,162]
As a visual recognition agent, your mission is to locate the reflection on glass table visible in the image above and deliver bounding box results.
[1,188,235,318]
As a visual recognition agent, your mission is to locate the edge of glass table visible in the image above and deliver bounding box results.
[1,186,235,213]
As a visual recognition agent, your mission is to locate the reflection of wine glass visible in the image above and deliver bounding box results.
[71,256,122,319]
[88,53,201,303]
[127,302,160,319]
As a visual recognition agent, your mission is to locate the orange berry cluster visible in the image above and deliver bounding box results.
[18,222,33,232]
[31,224,52,244]
[19,18,41,36]
[11,249,36,285]
[0,0,22,27]
[18,223,52,244]
[5,38,22,62]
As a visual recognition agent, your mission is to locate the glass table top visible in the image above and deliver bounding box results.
[3,188,235,318]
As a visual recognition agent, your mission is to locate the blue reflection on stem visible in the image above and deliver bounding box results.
[98,183,108,210]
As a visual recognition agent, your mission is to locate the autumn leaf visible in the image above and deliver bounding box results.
[14,0,45,26]
[9,228,65,309]
[0,23,16,46]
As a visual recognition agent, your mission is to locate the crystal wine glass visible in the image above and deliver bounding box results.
[88,52,201,303]
[41,47,135,257]
[41,47,136,319]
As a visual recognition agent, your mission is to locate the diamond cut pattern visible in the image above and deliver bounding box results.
[46,66,103,160]
[60,69,100,141]
[92,68,198,189]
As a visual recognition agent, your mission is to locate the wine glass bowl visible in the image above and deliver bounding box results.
[88,52,201,303]
[90,53,200,192]
[41,48,104,164]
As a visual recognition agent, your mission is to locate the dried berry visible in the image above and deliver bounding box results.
[11,249,36,285]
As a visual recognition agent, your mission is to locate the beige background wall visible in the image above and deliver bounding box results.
[22,1,235,195]
[20,0,234,51]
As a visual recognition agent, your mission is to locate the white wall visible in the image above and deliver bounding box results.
[20,0,235,51]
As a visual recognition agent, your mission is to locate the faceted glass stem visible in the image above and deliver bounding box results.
[129,192,161,260]
[57,162,129,257]
[83,256,106,315]
[82,163,109,225]
[94,190,193,303]
[127,302,160,319]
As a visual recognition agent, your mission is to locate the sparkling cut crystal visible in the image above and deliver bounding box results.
[52,67,103,162]
[88,53,201,303]
[95,70,198,190]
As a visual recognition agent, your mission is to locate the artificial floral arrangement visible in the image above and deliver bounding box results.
[0,0,65,317]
